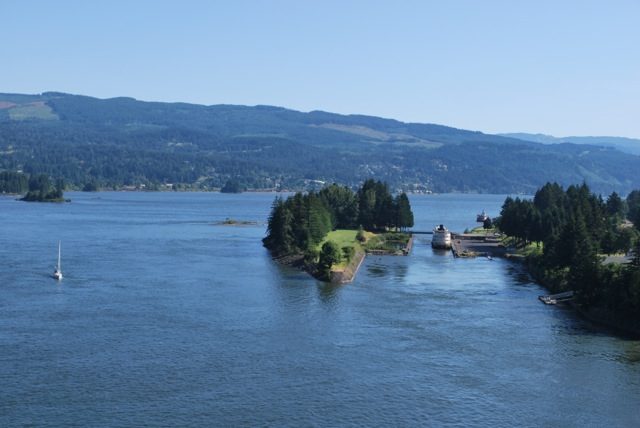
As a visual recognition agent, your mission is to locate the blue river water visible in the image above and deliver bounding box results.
[1,192,639,426]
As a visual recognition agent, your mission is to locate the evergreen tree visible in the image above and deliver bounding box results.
[606,191,626,219]
[318,184,359,229]
[568,212,600,304]
[627,190,640,225]
[318,240,341,280]
[289,192,311,250]
[263,197,294,255]
[395,192,414,230]
[358,180,378,230]
[0,171,28,193]
[307,193,332,245]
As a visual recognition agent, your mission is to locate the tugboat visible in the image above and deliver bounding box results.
[431,224,452,249]
[476,209,489,223]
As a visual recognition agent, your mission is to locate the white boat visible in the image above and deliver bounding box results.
[431,224,452,249]
[52,241,62,281]
[476,209,489,223]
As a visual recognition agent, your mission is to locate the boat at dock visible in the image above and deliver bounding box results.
[476,209,489,223]
[431,224,452,249]
[538,291,574,305]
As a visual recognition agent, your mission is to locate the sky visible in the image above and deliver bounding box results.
[2,0,639,138]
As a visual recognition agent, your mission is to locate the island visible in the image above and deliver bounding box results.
[220,179,244,193]
[20,174,68,202]
[263,180,414,283]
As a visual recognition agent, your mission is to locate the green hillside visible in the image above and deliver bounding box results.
[1,92,639,194]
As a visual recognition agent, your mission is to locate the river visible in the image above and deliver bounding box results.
[1,192,639,426]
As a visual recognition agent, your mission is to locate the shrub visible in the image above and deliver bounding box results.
[342,245,355,262]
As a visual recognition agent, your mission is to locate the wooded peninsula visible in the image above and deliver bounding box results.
[263,180,414,282]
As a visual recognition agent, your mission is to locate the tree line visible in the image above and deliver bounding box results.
[0,171,28,194]
[263,180,414,257]
[497,182,640,330]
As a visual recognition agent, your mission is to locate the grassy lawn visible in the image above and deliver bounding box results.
[501,235,543,257]
[468,226,497,234]
[363,231,411,253]
[316,229,411,270]
[317,230,359,251]
[316,229,375,269]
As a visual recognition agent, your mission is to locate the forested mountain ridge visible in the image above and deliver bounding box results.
[1,91,639,194]
[500,133,640,156]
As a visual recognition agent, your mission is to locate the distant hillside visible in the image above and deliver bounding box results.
[501,133,640,156]
[1,91,640,194]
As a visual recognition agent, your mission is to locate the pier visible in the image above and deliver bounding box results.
[450,233,506,258]
[538,291,574,305]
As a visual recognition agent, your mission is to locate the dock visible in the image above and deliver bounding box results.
[450,233,506,258]
[538,291,574,305]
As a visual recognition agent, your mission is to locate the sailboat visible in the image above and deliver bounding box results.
[52,241,62,281]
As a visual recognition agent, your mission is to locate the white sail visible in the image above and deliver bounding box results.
[53,241,63,280]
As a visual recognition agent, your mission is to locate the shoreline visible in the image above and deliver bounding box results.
[446,232,640,337]
[524,257,640,338]
[329,251,366,284]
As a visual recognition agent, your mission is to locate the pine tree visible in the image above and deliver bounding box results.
[606,191,626,219]
[568,212,600,304]
[395,193,414,230]
[318,241,341,280]
[263,197,294,255]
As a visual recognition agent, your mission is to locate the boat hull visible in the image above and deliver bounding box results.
[431,242,452,249]
[432,225,452,249]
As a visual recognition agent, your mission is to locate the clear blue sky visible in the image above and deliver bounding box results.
[2,0,639,137]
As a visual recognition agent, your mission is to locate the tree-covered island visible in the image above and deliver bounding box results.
[1,170,67,201]
[497,182,640,335]
[263,179,414,282]
[220,179,244,193]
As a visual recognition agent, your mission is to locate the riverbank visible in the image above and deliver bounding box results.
[329,250,366,284]
[524,255,640,337]
[449,229,640,337]
[572,303,640,338]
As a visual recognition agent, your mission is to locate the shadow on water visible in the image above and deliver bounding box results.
[622,343,640,363]
[317,282,341,306]
[366,260,388,277]
[393,262,408,280]
[499,262,535,286]
[431,248,452,257]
